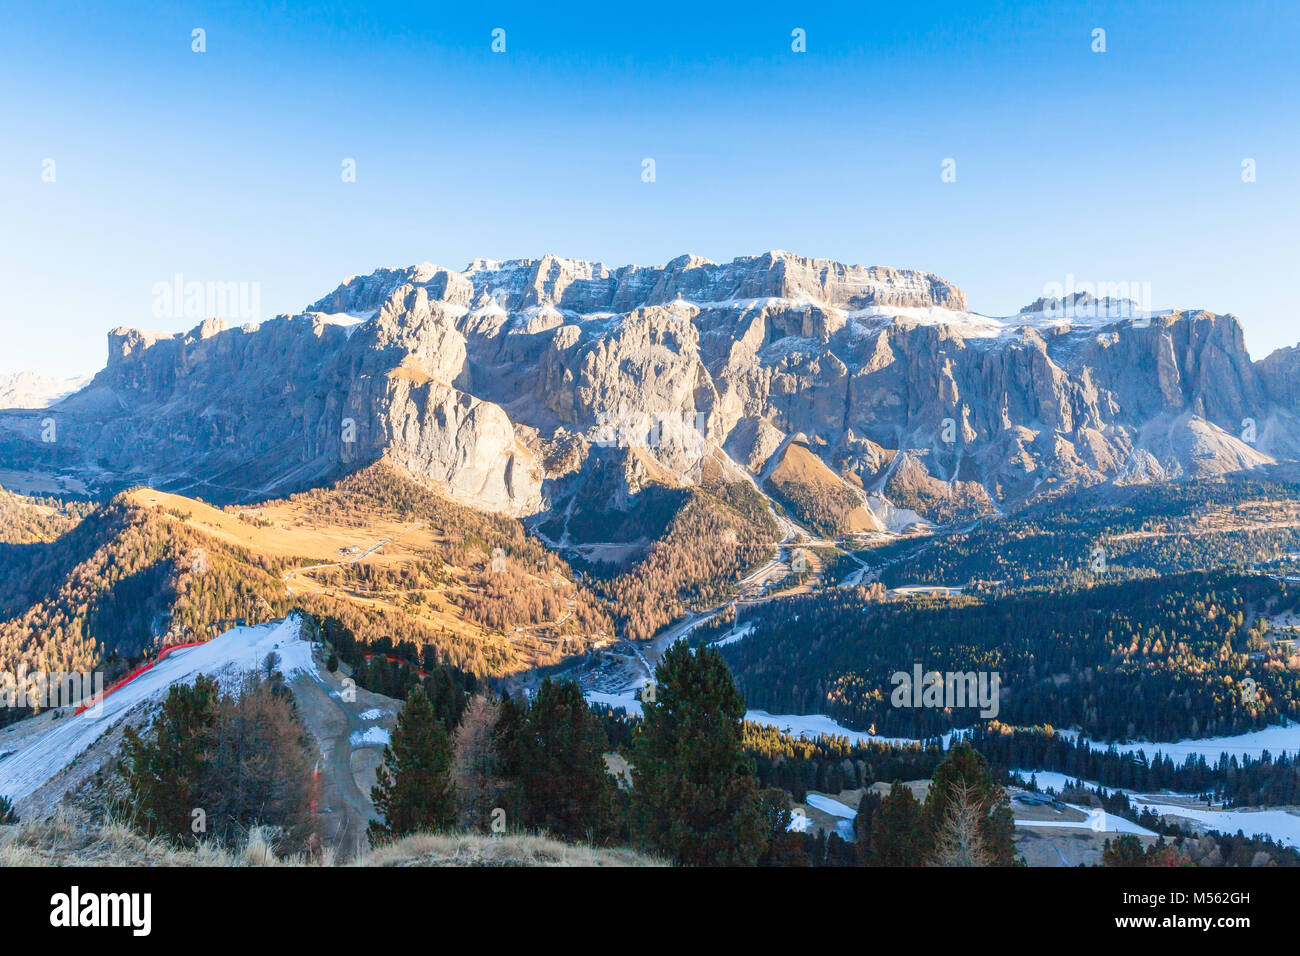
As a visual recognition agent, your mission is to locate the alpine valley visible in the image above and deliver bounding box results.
[7,250,1300,868]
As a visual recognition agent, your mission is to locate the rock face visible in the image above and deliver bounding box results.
[2,250,1299,528]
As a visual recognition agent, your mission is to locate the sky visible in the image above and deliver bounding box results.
[2,0,1298,377]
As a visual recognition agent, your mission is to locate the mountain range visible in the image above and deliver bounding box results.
[8,251,1300,867]
[2,250,1296,551]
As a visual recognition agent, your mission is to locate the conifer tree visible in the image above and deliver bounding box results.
[853,789,883,865]
[924,739,1019,865]
[369,684,456,843]
[530,679,615,841]
[494,680,614,842]
[492,690,529,823]
[116,674,319,852]
[118,675,220,844]
[756,788,809,866]
[1102,833,1148,867]
[452,693,505,832]
[871,782,930,865]
[629,639,767,865]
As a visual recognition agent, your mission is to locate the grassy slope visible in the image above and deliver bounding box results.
[0,812,663,867]
[764,442,879,537]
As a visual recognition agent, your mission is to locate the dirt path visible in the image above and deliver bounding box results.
[289,663,399,861]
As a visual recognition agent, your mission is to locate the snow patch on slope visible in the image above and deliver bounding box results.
[0,618,315,805]
[1012,768,1300,846]
[863,492,930,533]
[1061,721,1300,764]
[350,727,391,746]
[308,310,378,339]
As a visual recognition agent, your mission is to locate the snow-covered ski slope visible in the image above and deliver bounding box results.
[0,618,317,804]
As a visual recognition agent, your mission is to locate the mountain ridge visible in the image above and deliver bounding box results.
[3,250,1298,545]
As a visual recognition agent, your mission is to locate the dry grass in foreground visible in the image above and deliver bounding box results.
[0,812,663,868]
[357,832,662,867]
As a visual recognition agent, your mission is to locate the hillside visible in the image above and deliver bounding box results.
[763,440,883,537]
[0,460,615,697]
[714,570,1300,741]
[864,470,1300,591]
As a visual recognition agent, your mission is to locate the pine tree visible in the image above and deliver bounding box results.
[871,782,929,865]
[0,793,17,825]
[492,690,529,824]
[924,740,1019,865]
[853,789,882,864]
[368,684,456,843]
[629,639,768,865]
[118,675,221,845]
[116,674,319,852]
[756,787,809,866]
[206,674,320,852]
[1102,833,1148,866]
[496,680,614,842]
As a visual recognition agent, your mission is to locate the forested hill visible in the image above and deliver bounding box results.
[713,570,1300,742]
[864,472,1300,592]
[0,461,618,709]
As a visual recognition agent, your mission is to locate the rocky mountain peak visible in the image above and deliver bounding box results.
[310,251,969,321]
[5,250,1300,533]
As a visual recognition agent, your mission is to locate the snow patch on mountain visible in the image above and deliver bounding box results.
[0,372,93,409]
[863,493,930,533]
[350,727,391,746]
[309,309,378,339]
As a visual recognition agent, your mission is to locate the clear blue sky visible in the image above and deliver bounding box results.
[2,0,1298,377]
